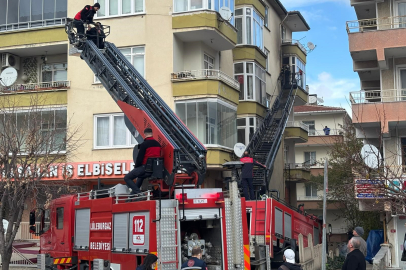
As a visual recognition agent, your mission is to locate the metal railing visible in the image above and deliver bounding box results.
[346,15,406,33]
[286,121,310,132]
[285,162,311,170]
[0,81,70,92]
[349,89,406,104]
[171,69,240,90]
[282,39,307,54]
[0,18,67,32]
[15,222,41,240]
[309,129,343,136]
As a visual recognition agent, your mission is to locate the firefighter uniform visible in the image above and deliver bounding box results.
[181,257,208,270]
[240,155,265,200]
[74,5,98,37]
[124,136,161,194]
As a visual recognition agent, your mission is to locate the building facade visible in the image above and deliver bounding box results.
[347,0,406,267]
[290,103,351,245]
[0,0,310,205]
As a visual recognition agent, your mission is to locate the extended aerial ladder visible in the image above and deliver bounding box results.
[65,22,207,192]
[245,66,298,193]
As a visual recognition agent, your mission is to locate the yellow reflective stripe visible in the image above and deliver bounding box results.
[66,258,72,263]
[54,259,59,264]
[60,258,66,264]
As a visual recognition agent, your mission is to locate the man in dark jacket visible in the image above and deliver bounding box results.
[240,151,266,200]
[124,128,161,194]
[277,249,302,270]
[181,246,207,270]
[73,3,100,38]
[86,23,105,49]
[342,237,366,270]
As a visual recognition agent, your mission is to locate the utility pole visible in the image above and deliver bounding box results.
[321,159,328,270]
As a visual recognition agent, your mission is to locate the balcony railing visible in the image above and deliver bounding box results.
[0,81,70,92]
[171,69,240,90]
[285,162,311,171]
[286,121,309,132]
[0,18,67,32]
[309,129,344,136]
[282,39,307,54]
[346,15,406,33]
[350,89,406,104]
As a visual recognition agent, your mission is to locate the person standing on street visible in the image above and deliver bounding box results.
[342,237,366,270]
[73,3,100,38]
[124,128,161,194]
[353,226,367,257]
[240,151,266,200]
[181,246,208,270]
[277,249,302,270]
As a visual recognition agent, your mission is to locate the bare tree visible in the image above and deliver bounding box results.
[0,94,81,270]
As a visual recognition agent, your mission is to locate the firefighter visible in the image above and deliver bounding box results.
[181,246,207,270]
[73,3,101,39]
[137,254,158,270]
[240,151,266,200]
[124,128,161,194]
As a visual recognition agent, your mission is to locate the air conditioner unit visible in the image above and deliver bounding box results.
[1,53,20,70]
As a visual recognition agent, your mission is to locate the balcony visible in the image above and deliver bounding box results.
[0,81,70,93]
[285,162,311,182]
[309,129,344,136]
[0,18,67,33]
[282,39,307,58]
[346,16,406,68]
[172,10,237,51]
[171,69,240,104]
[233,46,267,69]
[284,121,309,143]
[350,89,406,133]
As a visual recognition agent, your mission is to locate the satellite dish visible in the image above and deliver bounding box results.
[219,6,232,20]
[234,143,246,158]
[307,41,315,50]
[0,67,18,87]
[361,144,381,169]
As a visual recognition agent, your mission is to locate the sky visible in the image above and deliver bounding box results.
[286,0,359,113]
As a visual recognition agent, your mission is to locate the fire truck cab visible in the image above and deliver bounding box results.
[34,184,249,270]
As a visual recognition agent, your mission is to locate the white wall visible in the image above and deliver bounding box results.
[182,41,219,71]
[295,112,346,133]
[294,146,329,165]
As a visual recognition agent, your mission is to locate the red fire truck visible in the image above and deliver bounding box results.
[31,23,322,270]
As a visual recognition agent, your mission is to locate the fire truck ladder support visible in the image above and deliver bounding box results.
[245,69,297,191]
[79,40,207,185]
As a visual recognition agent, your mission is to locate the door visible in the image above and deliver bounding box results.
[398,68,406,100]
[52,204,70,255]
[397,1,406,28]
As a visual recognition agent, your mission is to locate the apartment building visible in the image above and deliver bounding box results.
[0,0,310,202]
[287,102,351,244]
[347,0,406,266]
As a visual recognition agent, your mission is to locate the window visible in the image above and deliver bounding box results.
[95,46,144,82]
[305,183,317,198]
[235,7,263,50]
[302,120,315,135]
[56,207,64,229]
[204,54,214,70]
[43,209,51,232]
[0,0,67,32]
[96,0,144,18]
[94,113,138,148]
[173,0,235,24]
[401,138,406,170]
[281,25,286,41]
[234,62,266,106]
[264,6,268,28]
[0,108,67,152]
[237,117,262,146]
[396,1,406,27]
[264,48,269,72]
[175,99,237,148]
[42,63,67,82]
[284,145,289,164]
[304,152,316,166]
[283,56,306,89]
